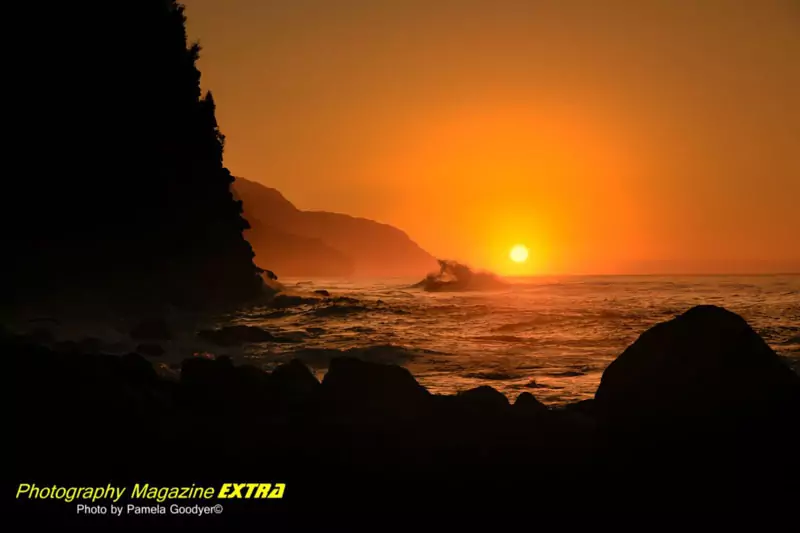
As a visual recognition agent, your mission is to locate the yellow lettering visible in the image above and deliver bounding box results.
[254,484,272,498]
[16,484,31,498]
[268,484,286,499]
[219,482,283,499]
[219,483,246,498]
[131,484,150,498]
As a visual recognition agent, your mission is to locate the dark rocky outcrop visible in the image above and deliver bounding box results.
[9,305,800,525]
[513,391,549,416]
[595,305,800,425]
[179,355,253,412]
[456,385,510,413]
[269,359,320,412]
[563,398,596,417]
[5,1,265,313]
[120,352,159,386]
[180,356,230,389]
[318,357,431,419]
[593,305,800,490]
[270,358,320,397]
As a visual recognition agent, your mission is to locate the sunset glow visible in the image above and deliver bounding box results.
[183,0,800,275]
[11,2,800,522]
[510,244,529,264]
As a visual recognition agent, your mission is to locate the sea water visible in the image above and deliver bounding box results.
[221,274,800,406]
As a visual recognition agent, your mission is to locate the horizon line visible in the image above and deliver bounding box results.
[276,271,800,280]
[501,271,800,278]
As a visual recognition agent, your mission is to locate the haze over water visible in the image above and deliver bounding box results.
[220,274,800,405]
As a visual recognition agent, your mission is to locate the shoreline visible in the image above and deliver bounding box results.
[5,291,798,406]
[10,304,800,522]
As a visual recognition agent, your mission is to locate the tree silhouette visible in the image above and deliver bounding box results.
[5,1,264,311]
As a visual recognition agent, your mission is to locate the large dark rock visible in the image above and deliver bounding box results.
[456,385,510,413]
[563,399,596,418]
[120,353,157,386]
[179,356,239,411]
[595,305,800,424]
[513,391,549,416]
[271,359,319,398]
[319,357,431,418]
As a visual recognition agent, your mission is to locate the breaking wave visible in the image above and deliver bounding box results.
[412,259,508,292]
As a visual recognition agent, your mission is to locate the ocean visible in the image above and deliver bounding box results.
[217,274,800,406]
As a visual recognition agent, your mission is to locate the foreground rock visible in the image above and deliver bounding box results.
[456,385,509,413]
[318,357,431,419]
[594,304,800,487]
[595,305,800,425]
[269,358,321,412]
[513,392,550,417]
[9,304,800,516]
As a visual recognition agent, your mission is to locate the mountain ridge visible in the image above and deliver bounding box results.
[233,177,439,278]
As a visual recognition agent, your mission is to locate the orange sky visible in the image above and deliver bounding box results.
[183,0,799,275]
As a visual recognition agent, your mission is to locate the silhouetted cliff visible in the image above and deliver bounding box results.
[5,1,263,311]
[233,177,438,277]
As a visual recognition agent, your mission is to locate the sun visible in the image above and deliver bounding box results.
[509,244,529,263]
